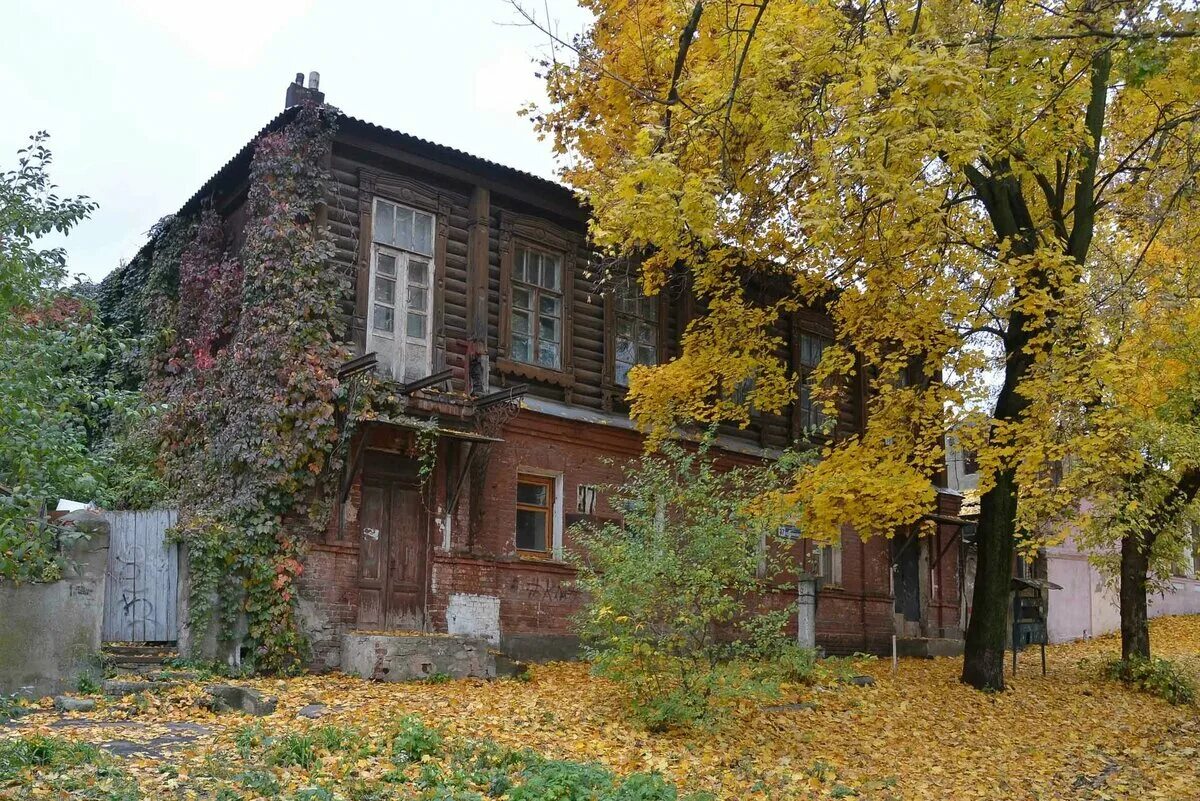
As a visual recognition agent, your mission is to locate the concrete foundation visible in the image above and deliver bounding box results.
[0,512,110,696]
[499,633,580,662]
[895,637,965,659]
[341,632,495,681]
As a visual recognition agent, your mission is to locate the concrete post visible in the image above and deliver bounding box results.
[797,575,817,650]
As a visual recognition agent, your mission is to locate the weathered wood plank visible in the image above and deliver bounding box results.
[102,509,179,643]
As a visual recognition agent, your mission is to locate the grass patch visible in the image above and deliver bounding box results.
[1105,656,1197,705]
[389,714,444,764]
[0,735,102,780]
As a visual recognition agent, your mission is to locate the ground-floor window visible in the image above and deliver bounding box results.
[516,473,557,555]
[814,544,843,586]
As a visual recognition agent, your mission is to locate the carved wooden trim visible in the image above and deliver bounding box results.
[600,281,670,412]
[466,187,490,343]
[353,173,377,356]
[358,169,460,378]
[496,211,580,397]
[433,198,452,373]
[496,356,576,388]
[601,291,616,411]
[359,168,467,214]
[789,312,802,442]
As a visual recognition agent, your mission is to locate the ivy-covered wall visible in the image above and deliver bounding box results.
[99,104,352,671]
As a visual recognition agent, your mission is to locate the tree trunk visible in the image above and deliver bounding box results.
[962,466,1017,690]
[1119,533,1151,662]
[1117,466,1200,663]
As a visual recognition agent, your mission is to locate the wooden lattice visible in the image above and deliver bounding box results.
[476,397,521,439]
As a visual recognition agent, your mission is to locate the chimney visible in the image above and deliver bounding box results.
[284,71,325,109]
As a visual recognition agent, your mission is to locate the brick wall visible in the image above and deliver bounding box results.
[297,539,361,671]
[295,408,964,666]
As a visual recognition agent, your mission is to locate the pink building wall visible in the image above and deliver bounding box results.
[1045,535,1200,643]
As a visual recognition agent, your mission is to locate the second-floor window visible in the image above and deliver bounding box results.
[369,198,434,381]
[511,245,563,370]
[614,288,658,386]
[798,332,830,431]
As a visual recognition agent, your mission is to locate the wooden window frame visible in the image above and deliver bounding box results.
[804,538,843,587]
[515,471,562,559]
[602,276,669,408]
[790,313,836,440]
[497,212,577,391]
[354,170,453,379]
[509,244,566,370]
[367,197,437,382]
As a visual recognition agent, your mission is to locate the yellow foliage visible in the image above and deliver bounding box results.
[7,616,1200,799]
[534,0,1200,550]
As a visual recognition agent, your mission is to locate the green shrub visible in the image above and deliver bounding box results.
[235,721,267,759]
[509,757,615,801]
[294,788,334,801]
[76,671,102,695]
[390,715,444,763]
[572,441,814,730]
[613,772,679,801]
[0,693,29,724]
[237,769,281,796]
[775,644,820,683]
[1105,656,1197,705]
[0,735,100,780]
[268,733,317,768]
[313,725,364,754]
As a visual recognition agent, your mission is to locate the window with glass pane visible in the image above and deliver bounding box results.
[614,286,658,386]
[515,474,555,552]
[798,332,831,430]
[373,197,435,255]
[511,246,563,369]
[368,198,435,381]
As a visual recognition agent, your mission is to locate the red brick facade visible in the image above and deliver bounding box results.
[296,406,964,668]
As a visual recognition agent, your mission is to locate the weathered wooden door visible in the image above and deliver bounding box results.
[357,475,428,630]
[103,509,179,642]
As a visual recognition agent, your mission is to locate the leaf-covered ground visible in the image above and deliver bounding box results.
[4,615,1200,800]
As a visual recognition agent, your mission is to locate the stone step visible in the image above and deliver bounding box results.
[106,652,177,664]
[104,644,176,652]
[102,644,179,674]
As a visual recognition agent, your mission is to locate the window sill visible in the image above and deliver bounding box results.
[497,357,575,388]
[515,550,569,566]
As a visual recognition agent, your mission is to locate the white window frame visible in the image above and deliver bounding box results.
[515,467,564,560]
[510,245,565,370]
[368,198,435,381]
[613,283,659,387]
[798,332,830,431]
[815,544,843,586]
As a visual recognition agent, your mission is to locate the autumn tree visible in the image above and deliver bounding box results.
[524,0,1200,689]
[0,134,132,581]
[1079,201,1200,662]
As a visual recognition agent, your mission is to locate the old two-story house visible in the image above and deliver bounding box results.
[109,73,967,671]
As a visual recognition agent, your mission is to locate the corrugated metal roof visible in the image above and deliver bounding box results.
[338,112,572,198]
[131,104,579,262]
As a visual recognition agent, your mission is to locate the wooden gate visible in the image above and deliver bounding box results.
[102,509,179,643]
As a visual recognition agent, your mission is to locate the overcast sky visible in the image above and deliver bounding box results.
[2,0,590,283]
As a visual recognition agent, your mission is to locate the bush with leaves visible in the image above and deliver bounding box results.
[1105,656,1197,706]
[0,134,142,582]
[571,440,814,729]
